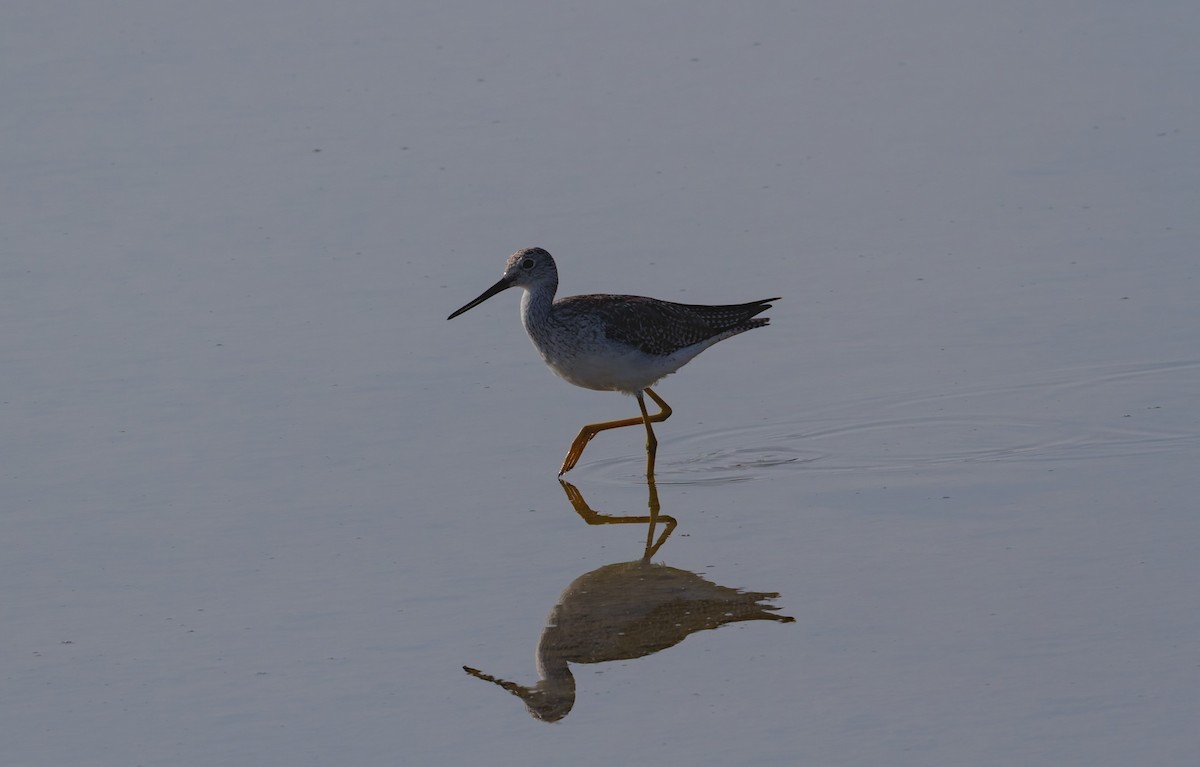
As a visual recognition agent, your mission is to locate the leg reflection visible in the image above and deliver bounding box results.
[559,475,676,561]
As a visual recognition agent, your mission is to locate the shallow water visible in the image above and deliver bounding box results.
[4,2,1199,766]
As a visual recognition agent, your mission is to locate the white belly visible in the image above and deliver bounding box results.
[537,339,706,393]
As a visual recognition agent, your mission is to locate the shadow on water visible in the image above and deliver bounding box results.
[463,476,795,722]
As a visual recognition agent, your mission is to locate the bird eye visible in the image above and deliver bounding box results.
[521,258,535,270]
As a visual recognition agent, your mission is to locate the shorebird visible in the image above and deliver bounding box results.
[447,247,777,475]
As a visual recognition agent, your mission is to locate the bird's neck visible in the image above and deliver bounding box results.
[520,282,557,337]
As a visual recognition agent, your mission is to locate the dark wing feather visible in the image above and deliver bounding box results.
[557,295,779,356]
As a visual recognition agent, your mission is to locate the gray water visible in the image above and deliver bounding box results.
[4,2,1198,765]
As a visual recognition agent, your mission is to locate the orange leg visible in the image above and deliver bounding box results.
[558,387,672,475]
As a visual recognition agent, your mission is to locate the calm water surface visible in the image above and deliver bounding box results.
[4,2,1199,766]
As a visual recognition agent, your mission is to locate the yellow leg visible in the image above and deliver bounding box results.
[558,387,672,475]
[636,391,659,477]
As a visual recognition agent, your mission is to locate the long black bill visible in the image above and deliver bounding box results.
[447,275,514,320]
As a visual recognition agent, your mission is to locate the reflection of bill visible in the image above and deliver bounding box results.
[463,560,794,722]
[463,480,793,722]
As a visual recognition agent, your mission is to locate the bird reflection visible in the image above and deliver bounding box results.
[561,473,676,559]
[463,479,794,722]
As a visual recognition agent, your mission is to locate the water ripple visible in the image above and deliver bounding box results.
[577,359,1200,485]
